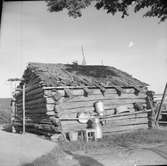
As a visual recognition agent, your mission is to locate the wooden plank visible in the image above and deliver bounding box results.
[15,91,44,101]
[58,110,149,121]
[102,117,148,127]
[16,108,47,114]
[111,85,124,95]
[16,97,46,106]
[57,104,146,116]
[16,104,46,111]
[158,121,167,124]
[61,119,148,133]
[60,93,146,103]
[101,110,150,119]
[59,98,146,110]
[44,88,118,97]
[103,123,148,133]
[161,113,167,115]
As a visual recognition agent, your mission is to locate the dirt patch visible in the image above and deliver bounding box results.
[0,130,55,166]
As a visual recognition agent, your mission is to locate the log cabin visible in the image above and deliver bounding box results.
[13,62,152,138]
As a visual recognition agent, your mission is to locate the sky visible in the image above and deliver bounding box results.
[0,1,167,98]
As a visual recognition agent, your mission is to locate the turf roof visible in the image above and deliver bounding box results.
[23,62,148,88]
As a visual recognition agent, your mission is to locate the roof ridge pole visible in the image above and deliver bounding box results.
[81,45,86,65]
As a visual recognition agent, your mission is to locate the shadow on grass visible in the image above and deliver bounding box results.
[22,147,104,166]
[65,151,104,166]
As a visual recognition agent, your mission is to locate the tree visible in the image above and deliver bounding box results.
[46,0,167,22]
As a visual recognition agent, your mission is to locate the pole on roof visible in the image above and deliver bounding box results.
[81,45,86,65]
[101,59,104,65]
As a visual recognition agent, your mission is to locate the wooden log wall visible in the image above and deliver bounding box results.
[44,88,146,116]
[13,73,52,134]
[14,80,149,136]
[60,111,150,133]
[43,87,148,133]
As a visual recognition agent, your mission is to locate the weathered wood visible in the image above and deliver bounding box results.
[60,118,148,133]
[44,88,118,97]
[57,104,142,116]
[52,93,146,103]
[58,98,146,110]
[102,110,150,119]
[104,111,148,120]
[111,85,124,95]
[43,86,142,93]
[16,98,46,107]
[58,110,149,120]
[15,92,44,103]
[16,102,46,109]
[102,117,148,126]
[16,105,46,112]
[102,123,148,133]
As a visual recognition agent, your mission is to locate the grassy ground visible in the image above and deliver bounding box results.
[0,98,11,124]
[23,128,167,166]
[59,128,167,152]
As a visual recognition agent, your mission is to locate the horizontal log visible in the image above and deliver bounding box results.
[104,111,148,120]
[58,98,146,110]
[16,98,46,107]
[46,88,146,97]
[26,77,43,86]
[59,108,135,119]
[102,123,148,133]
[16,108,47,114]
[45,93,146,104]
[13,124,54,136]
[24,128,54,136]
[44,88,118,97]
[13,121,59,134]
[58,110,150,120]
[102,117,148,127]
[13,117,50,124]
[57,105,139,116]
[25,83,43,92]
[15,112,47,118]
[25,88,44,97]
[16,102,46,109]
[15,85,43,98]
[102,110,150,119]
[43,86,145,94]
[16,92,44,102]
[61,120,148,133]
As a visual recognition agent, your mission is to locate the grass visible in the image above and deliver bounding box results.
[22,144,103,166]
[22,128,167,166]
[0,98,11,124]
[60,128,167,152]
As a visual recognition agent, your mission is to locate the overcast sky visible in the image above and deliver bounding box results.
[0,1,167,98]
